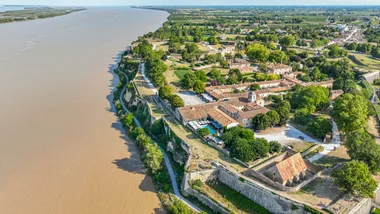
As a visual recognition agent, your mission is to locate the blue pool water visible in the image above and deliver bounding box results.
[203,125,216,135]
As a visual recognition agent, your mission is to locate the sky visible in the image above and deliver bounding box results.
[1,0,380,6]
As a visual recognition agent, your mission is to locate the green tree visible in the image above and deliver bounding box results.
[246,43,270,62]
[280,36,295,48]
[346,131,380,173]
[193,80,205,94]
[251,138,270,158]
[267,110,280,126]
[181,72,197,89]
[208,68,222,79]
[291,86,330,113]
[231,138,256,162]
[123,113,134,128]
[158,85,173,100]
[208,36,219,45]
[252,113,271,130]
[144,143,164,174]
[269,50,289,64]
[169,94,184,108]
[294,108,311,125]
[332,94,368,133]
[129,127,145,140]
[227,76,238,85]
[198,127,210,137]
[306,116,332,139]
[169,198,193,214]
[310,67,322,81]
[195,70,207,82]
[269,141,282,154]
[332,161,378,198]
[250,84,261,91]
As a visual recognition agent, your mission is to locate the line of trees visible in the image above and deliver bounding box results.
[134,40,168,87]
[159,85,185,108]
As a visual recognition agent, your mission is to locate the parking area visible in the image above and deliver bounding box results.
[255,124,321,145]
[177,91,205,106]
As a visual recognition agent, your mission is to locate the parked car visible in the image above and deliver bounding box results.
[299,136,305,141]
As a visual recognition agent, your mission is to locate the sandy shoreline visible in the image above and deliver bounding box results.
[0,7,169,214]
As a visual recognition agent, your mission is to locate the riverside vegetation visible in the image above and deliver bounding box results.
[0,7,85,24]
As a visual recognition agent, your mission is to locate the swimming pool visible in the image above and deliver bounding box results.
[203,125,216,135]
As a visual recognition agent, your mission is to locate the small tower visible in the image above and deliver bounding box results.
[248,91,256,103]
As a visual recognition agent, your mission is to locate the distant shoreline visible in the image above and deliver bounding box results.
[0,7,86,24]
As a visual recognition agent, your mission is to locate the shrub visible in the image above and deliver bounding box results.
[192,179,204,188]
[198,127,210,137]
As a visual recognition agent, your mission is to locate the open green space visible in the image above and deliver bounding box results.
[174,69,192,80]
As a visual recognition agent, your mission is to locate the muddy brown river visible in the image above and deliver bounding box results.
[0,7,168,214]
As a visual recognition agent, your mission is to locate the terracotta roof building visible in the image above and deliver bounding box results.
[264,153,307,186]
[267,64,293,75]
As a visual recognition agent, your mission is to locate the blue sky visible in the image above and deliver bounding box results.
[2,0,380,6]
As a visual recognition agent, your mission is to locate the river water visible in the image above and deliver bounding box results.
[0,7,168,214]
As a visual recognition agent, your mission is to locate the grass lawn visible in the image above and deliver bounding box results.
[314,146,350,168]
[288,141,315,153]
[373,208,380,214]
[174,69,192,80]
[200,180,271,214]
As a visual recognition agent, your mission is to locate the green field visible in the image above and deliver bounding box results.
[174,70,192,80]
[200,181,272,214]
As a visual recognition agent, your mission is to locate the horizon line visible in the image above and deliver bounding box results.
[3,4,380,6]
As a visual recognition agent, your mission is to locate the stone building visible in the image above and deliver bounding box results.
[228,58,250,69]
[264,153,307,186]
[267,64,293,75]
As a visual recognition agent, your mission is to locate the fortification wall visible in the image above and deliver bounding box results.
[363,71,380,84]
[217,168,306,214]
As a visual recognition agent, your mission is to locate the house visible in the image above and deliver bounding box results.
[208,107,239,129]
[177,94,270,129]
[228,58,250,69]
[267,64,293,75]
[264,153,307,186]
[219,45,235,56]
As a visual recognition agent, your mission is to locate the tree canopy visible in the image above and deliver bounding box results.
[333,161,378,198]
[246,43,270,63]
[332,94,368,133]
[291,86,330,113]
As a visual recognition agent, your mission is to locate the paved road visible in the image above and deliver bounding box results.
[118,71,201,213]
[140,63,158,95]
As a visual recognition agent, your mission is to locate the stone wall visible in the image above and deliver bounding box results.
[217,168,307,214]
[375,186,380,205]
[162,118,191,168]
[348,198,373,214]
[363,70,380,84]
